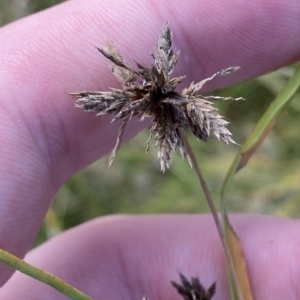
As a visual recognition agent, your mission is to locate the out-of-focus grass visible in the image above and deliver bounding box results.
[1,0,300,248]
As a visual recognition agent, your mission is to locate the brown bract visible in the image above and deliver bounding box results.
[70,23,243,172]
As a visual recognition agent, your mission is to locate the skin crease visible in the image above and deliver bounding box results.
[0,0,299,298]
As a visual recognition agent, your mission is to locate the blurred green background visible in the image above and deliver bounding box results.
[1,0,300,248]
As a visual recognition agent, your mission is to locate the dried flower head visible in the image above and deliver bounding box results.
[70,23,243,172]
[171,273,216,300]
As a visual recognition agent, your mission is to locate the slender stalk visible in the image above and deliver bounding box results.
[179,128,244,300]
[0,248,92,300]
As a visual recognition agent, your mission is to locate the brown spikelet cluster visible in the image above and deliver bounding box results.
[171,273,216,300]
[70,23,243,172]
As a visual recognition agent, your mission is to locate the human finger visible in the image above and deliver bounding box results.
[1,214,299,299]
[0,0,300,286]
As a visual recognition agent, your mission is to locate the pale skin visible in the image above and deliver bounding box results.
[0,0,300,299]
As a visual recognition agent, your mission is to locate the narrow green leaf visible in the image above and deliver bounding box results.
[0,249,92,300]
[220,64,300,300]
[222,64,300,200]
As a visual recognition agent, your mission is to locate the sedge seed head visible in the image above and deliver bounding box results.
[70,23,243,172]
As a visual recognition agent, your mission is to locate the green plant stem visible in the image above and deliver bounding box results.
[179,128,244,300]
[0,248,92,300]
